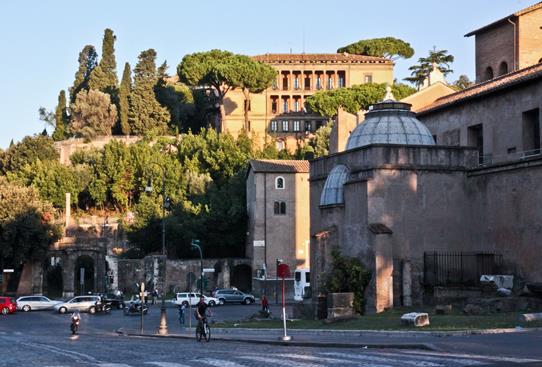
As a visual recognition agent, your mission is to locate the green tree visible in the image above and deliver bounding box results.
[0,176,62,267]
[118,62,132,135]
[69,45,98,103]
[308,123,332,157]
[70,89,118,140]
[391,82,417,99]
[453,74,473,90]
[337,37,414,60]
[88,28,118,97]
[52,90,68,141]
[0,135,58,174]
[128,49,170,135]
[178,50,257,131]
[405,47,455,89]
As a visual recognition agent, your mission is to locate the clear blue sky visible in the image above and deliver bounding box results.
[0,0,533,148]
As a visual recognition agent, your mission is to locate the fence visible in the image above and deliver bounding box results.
[424,252,503,288]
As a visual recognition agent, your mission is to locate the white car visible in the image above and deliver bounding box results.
[16,296,62,312]
[54,296,101,314]
[174,293,219,307]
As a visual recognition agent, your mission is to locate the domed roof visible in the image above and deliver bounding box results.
[346,90,435,150]
[320,165,349,206]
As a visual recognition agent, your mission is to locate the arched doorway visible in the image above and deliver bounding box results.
[231,264,252,292]
[45,263,63,298]
[74,255,95,295]
[484,66,494,81]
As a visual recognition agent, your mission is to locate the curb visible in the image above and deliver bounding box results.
[116,329,436,350]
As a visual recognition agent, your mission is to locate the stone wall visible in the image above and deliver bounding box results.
[55,136,141,165]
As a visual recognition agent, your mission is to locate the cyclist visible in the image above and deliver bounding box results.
[195,296,208,332]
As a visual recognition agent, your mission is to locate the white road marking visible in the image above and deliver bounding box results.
[321,352,445,367]
[198,358,247,367]
[396,350,542,364]
[98,364,133,367]
[275,353,359,364]
[238,355,325,367]
[146,363,192,367]
[20,342,98,363]
[370,351,483,366]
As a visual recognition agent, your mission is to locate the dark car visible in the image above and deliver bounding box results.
[101,294,125,310]
[213,289,255,305]
[0,296,17,315]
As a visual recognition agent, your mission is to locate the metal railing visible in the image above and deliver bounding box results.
[479,148,541,166]
[424,252,503,288]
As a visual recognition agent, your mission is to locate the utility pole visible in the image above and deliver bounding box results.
[191,240,203,295]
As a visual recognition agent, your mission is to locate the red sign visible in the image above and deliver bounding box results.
[277,263,290,278]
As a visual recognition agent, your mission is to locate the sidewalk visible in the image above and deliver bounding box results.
[116,325,542,355]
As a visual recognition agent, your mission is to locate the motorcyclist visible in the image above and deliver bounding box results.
[70,311,81,334]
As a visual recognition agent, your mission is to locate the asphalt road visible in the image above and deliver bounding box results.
[1,305,542,367]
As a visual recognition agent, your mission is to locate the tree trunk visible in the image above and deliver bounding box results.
[242,89,250,131]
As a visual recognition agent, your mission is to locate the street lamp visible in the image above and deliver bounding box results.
[275,259,283,304]
[145,162,169,336]
[191,239,203,296]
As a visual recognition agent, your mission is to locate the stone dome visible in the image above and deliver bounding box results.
[345,97,435,150]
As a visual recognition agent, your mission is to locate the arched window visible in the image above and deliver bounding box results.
[273,201,286,215]
[280,201,286,215]
[320,165,350,206]
[484,66,494,81]
[498,61,508,76]
[275,176,285,189]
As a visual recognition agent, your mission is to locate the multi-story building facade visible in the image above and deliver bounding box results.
[465,2,542,82]
[222,53,394,151]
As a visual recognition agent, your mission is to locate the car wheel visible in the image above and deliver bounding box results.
[58,307,67,314]
[89,306,96,314]
[243,298,251,305]
[208,300,216,307]
[218,298,225,305]
[22,305,31,312]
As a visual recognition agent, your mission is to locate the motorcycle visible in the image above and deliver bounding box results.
[95,299,112,314]
[70,312,80,335]
[123,301,148,316]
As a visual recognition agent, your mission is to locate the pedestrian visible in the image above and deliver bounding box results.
[178,303,185,326]
[261,294,269,315]
[152,289,158,305]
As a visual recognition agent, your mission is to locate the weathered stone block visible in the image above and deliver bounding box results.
[327,292,354,309]
[401,312,430,327]
[435,304,452,315]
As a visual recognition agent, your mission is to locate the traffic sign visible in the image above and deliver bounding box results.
[3,269,14,273]
[277,263,290,278]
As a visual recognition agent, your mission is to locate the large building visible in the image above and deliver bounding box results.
[246,160,310,295]
[465,1,542,82]
[310,3,542,314]
[222,53,394,151]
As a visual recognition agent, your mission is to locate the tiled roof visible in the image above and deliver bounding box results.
[249,159,310,173]
[465,1,542,36]
[417,63,542,116]
[252,53,392,64]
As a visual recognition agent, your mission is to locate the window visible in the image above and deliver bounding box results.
[270,120,278,132]
[498,61,508,76]
[327,76,333,89]
[271,99,277,114]
[283,99,288,113]
[274,201,286,215]
[282,120,289,132]
[522,108,541,154]
[364,74,373,83]
[338,71,346,87]
[294,100,300,112]
[315,120,324,130]
[294,76,300,90]
[484,66,494,81]
[275,177,285,189]
[282,74,289,90]
[304,75,311,90]
[467,124,484,164]
[304,121,312,132]
[316,76,322,89]
[272,79,278,90]
[293,120,300,132]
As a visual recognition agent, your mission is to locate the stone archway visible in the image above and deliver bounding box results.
[74,255,95,295]
[231,264,252,292]
[44,261,63,298]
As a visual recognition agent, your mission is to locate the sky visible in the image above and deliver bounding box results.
[0,0,534,148]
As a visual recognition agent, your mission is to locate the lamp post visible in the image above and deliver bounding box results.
[146,162,169,336]
[191,240,203,295]
[275,259,282,304]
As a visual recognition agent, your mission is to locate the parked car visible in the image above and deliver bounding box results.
[16,296,61,312]
[54,296,101,314]
[0,296,17,315]
[101,294,125,310]
[174,293,219,307]
[212,289,255,305]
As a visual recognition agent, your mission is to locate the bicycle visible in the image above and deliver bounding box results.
[195,310,211,342]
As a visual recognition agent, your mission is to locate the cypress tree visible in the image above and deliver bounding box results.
[118,62,131,135]
[128,49,170,135]
[69,45,98,103]
[89,28,118,96]
[52,90,68,141]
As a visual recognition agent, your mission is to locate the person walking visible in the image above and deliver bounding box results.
[178,303,186,326]
[261,294,269,316]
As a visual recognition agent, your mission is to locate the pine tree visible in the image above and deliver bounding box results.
[89,28,118,97]
[128,49,170,135]
[52,90,68,141]
[69,45,98,103]
[118,62,132,135]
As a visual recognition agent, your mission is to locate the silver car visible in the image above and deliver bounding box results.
[16,296,61,312]
[54,296,101,314]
